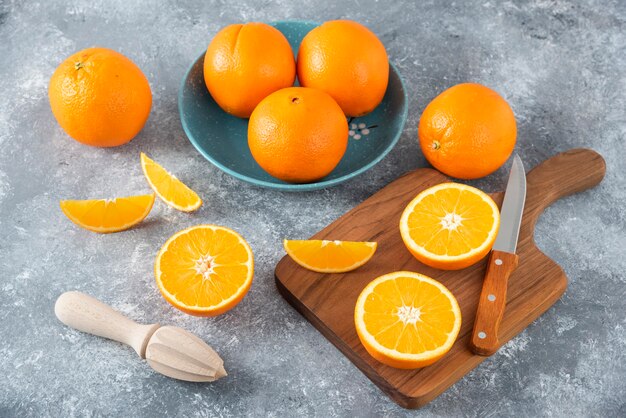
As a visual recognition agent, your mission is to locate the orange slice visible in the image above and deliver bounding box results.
[155,225,254,316]
[354,271,461,369]
[283,239,377,273]
[399,183,500,270]
[59,194,155,233]
[140,152,202,212]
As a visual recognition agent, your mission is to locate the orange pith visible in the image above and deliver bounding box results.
[155,225,254,316]
[354,271,461,369]
[140,153,202,212]
[283,239,377,273]
[399,183,500,270]
[59,194,155,233]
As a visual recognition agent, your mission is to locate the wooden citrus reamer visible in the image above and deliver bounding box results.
[55,291,226,382]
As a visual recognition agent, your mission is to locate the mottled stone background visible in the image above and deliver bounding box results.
[0,0,624,416]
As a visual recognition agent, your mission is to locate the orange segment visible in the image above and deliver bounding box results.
[283,239,377,273]
[354,271,461,369]
[59,194,155,233]
[399,183,500,270]
[155,225,254,316]
[140,153,202,212]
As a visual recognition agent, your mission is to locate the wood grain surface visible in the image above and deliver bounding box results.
[275,149,605,409]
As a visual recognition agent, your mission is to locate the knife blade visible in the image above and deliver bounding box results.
[470,154,526,356]
[493,155,526,253]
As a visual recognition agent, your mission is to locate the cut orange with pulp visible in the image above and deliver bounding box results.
[283,239,377,273]
[399,183,500,270]
[60,193,155,233]
[155,225,254,316]
[354,271,461,369]
[141,152,202,212]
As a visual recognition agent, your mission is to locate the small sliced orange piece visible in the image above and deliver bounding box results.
[399,183,500,270]
[60,194,155,233]
[355,271,461,369]
[155,225,254,316]
[283,239,377,273]
[140,152,202,212]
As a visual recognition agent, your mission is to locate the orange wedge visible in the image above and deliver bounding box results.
[354,271,461,369]
[155,225,254,316]
[399,183,500,270]
[283,239,377,273]
[140,152,202,212]
[59,194,155,233]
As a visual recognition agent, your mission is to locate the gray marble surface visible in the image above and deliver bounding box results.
[1,0,625,416]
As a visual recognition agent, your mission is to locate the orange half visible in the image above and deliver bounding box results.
[59,194,155,233]
[399,183,500,270]
[354,271,461,369]
[283,239,377,273]
[155,225,254,316]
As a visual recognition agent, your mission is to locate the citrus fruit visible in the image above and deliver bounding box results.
[248,87,348,183]
[283,239,377,273]
[140,153,202,212]
[418,83,517,179]
[399,183,500,270]
[155,225,254,316]
[203,22,296,118]
[297,20,389,117]
[60,194,155,233]
[354,271,461,369]
[48,47,152,147]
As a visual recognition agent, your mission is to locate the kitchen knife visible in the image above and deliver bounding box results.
[470,154,526,356]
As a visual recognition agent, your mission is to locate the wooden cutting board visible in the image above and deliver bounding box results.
[275,149,605,409]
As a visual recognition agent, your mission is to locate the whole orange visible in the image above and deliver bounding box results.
[248,87,348,183]
[48,47,152,147]
[204,22,296,118]
[297,20,389,117]
[418,83,517,179]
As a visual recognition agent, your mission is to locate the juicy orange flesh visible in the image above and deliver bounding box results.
[407,187,496,256]
[61,195,153,229]
[159,227,251,308]
[286,240,375,270]
[142,154,200,209]
[362,276,457,354]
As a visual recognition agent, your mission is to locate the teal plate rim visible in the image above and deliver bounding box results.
[178,20,409,192]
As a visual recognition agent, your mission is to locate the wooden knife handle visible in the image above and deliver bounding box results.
[470,250,519,356]
[55,291,160,358]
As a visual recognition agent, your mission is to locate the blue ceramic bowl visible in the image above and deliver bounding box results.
[179,20,408,191]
